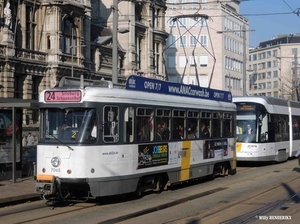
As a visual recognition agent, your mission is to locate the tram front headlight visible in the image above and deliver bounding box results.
[51,157,60,167]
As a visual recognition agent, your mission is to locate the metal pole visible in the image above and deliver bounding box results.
[252,68,257,95]
[12,107,16,183]
[112,0,118,84]
[71,28,74,77]
[294,52,299,101]
[243,24,247,96]
[228,73,231,92]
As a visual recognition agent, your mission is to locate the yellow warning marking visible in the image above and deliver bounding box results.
[180,141,191,181]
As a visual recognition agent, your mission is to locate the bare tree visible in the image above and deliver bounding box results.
[281,61,300,100]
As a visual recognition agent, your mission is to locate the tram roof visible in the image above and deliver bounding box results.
[233,96,288,106]
[233,96,289,114]
[39,76,235,110]
[89,87,234,107]
[39,87,236,111]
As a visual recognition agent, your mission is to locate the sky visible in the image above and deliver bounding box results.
[239,0,300,47]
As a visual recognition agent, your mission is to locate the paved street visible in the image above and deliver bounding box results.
[0,160,300,223]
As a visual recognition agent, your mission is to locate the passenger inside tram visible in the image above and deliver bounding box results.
[200,123,210,138]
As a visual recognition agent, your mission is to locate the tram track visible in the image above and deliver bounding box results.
[217,184,300,223]
[15,202,98,224]
[215,176,300,223]
[0,185,229,224]
[114,161,300,224]
[0,162,297,224]
[100,187,228,224]
[170,172,300,224]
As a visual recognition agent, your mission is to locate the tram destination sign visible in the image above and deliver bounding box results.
[44,90,82,102]
[126,75,232,102]
[236,103,256,111]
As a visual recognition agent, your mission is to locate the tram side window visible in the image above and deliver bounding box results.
[156,109,170,141]
[200,111,211,139]
[136,108,154,142]
[172,110,186,140]
[187,111,199,139]
[282,115,289,141]
[259,112,269,142]
[222,113,232,137]
[274,116,280,141]
[103,106,119,143]
[123,107,134,143]
[292,116,300,140]
[211,112,221,138]
[274,115,289,142]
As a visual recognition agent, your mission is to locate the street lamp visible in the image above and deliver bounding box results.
[70,28,86,78]
[217,25,254,96]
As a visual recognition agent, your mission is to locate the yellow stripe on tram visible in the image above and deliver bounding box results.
[232,138,237,170]
[236,142,242,152]
[180,140,191,181]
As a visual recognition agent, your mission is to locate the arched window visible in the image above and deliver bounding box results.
[62,18,75,55]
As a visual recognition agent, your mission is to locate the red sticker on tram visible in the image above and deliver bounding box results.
[44,90,82,102]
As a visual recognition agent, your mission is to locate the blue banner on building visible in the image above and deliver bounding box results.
[125,75,232,103]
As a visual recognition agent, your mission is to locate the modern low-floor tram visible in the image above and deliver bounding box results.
[233,96,300,162]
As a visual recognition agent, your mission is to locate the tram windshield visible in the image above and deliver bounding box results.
[236,114,257,143]
[40,108,97,144]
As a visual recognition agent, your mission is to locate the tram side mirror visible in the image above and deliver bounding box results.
[108,111,114,122]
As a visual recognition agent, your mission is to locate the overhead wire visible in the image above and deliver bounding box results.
[163,0,299,49]
[282,0,300,17]
[138,1,299,57]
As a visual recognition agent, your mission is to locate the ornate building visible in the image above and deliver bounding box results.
[0,0,168,126]
[98,0,168,79]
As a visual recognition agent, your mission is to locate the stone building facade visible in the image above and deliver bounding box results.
[248,34,300,99]
[99,0,168,80]
[0,0,168,127]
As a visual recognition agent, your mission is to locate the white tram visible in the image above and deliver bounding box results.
[35,75,236,200]
[233,96,300,162]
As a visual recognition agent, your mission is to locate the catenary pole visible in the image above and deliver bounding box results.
[112,0,118,84]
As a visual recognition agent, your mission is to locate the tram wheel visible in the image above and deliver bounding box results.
[156,178,164,193]
[133,183,142,198]
[222,164,229,176]
[208,172,215,181]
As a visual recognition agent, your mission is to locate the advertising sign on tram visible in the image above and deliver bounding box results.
[138,143,169,169]
[126,75,232,103]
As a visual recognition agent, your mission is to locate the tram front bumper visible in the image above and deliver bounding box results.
[35,174,56,195]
